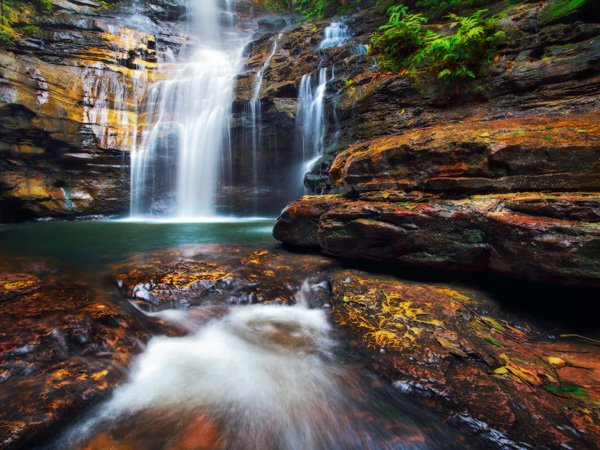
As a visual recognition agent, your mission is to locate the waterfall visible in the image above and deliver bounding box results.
[249,34,281,193]
[317,20,350,49]
[130,0,246,218]
[297,68,328,165]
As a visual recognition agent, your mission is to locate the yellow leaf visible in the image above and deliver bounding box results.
[382,192,390,199]
[483,317,505,332]
[401,108,405,115]
[494,366,509,374]
[548,356,566,367]
[577,129,587,133]
[506,363,543,385]
[343,296,351,303]
[480,132,490,138]
[436,336,456,349]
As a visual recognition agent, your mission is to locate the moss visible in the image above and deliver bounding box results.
[539,0,593,26]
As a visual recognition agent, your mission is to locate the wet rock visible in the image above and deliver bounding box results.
[329,269,600,449]
[0,260,150,449]
[113,243,342,311]
[0,8,162,221]
[274,192,600,286]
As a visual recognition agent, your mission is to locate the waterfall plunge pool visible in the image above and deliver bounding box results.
[0,220,484,449]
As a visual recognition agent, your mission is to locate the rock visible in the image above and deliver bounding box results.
[0,9,162,221]
[328,269,600,449]
[274,191,600,286]
[539,0,600,26]
[113,243,342,311]
[329,115,600,194]
[0,260,150,449]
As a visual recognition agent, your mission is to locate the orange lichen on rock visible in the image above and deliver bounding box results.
[329,269,600,449]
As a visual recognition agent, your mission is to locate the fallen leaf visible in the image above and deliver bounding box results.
[546,384,590,396]
[514,130,527,134]
[483,317,505,332]
[506,364,543,385]
[480,132,490,138]
[546,136,553,141]
[577,129,587,133]
[494,366,509,374]
[485,336,505,348]
[548,356,566,367]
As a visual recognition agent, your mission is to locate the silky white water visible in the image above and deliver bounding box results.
[130,0,246,218]
[317,20,350,49]
[53,304,469,449]
[55,306,384,449]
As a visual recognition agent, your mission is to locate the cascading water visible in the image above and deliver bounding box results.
[53,304,471,449]
[248,34,281,194]
[130,0,246,218]
[317,20,350,49]
[296,67,328,193]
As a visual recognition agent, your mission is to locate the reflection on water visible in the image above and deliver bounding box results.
[0,219,276,269]
[53,305,473,450]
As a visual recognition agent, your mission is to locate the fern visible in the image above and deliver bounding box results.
[409,9,505,85]
[370,5,427,71]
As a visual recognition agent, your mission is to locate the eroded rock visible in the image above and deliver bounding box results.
[329,269,600,449]
[0,260,149,449]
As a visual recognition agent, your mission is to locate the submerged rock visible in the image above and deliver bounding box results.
[0,259,150,449]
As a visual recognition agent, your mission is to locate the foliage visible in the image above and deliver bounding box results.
[263,0,360,19]
[0,0,53,47]
[263,0,292,12]
[411,10,505,83]
[370,5,427,71]
[538,0,590,26]
[371,6,505,89]
[414,0,494,18]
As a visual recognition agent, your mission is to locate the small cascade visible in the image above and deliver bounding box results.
[317,20,350,49]
[249,34,281,192]
[130,0,247,218]
[297,68,328,165]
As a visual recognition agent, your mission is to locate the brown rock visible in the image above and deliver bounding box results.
[113,243,342,311]
[274,192,600,285]
[329,269,600,449]
[330,115,600,194]
[0,261,150,449]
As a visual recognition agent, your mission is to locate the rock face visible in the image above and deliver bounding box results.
[329,269,600,449]
[273,114,600,285]
[0,0,172,221]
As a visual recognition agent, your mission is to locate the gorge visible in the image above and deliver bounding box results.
[1,0,600,448]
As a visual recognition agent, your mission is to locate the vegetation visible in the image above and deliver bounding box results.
[538,0,592,26]
[264,0,360,19]
[371,3,505,91]
[0,0,52,46]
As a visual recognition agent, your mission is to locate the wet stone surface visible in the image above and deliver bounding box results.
[0,258,150,449]
[2,244,600,450]
[329,270,600,450]
[113,243,342,311]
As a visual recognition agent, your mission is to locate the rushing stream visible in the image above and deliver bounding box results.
[1,220,484,449]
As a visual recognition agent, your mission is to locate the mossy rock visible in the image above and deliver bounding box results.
[539,0,600,26]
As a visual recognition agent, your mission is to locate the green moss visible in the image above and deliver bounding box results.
[539,0,590,26]
[327,229,349,239]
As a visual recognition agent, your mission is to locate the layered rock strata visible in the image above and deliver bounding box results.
[0,0,167,221]
[274,115,600,285]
